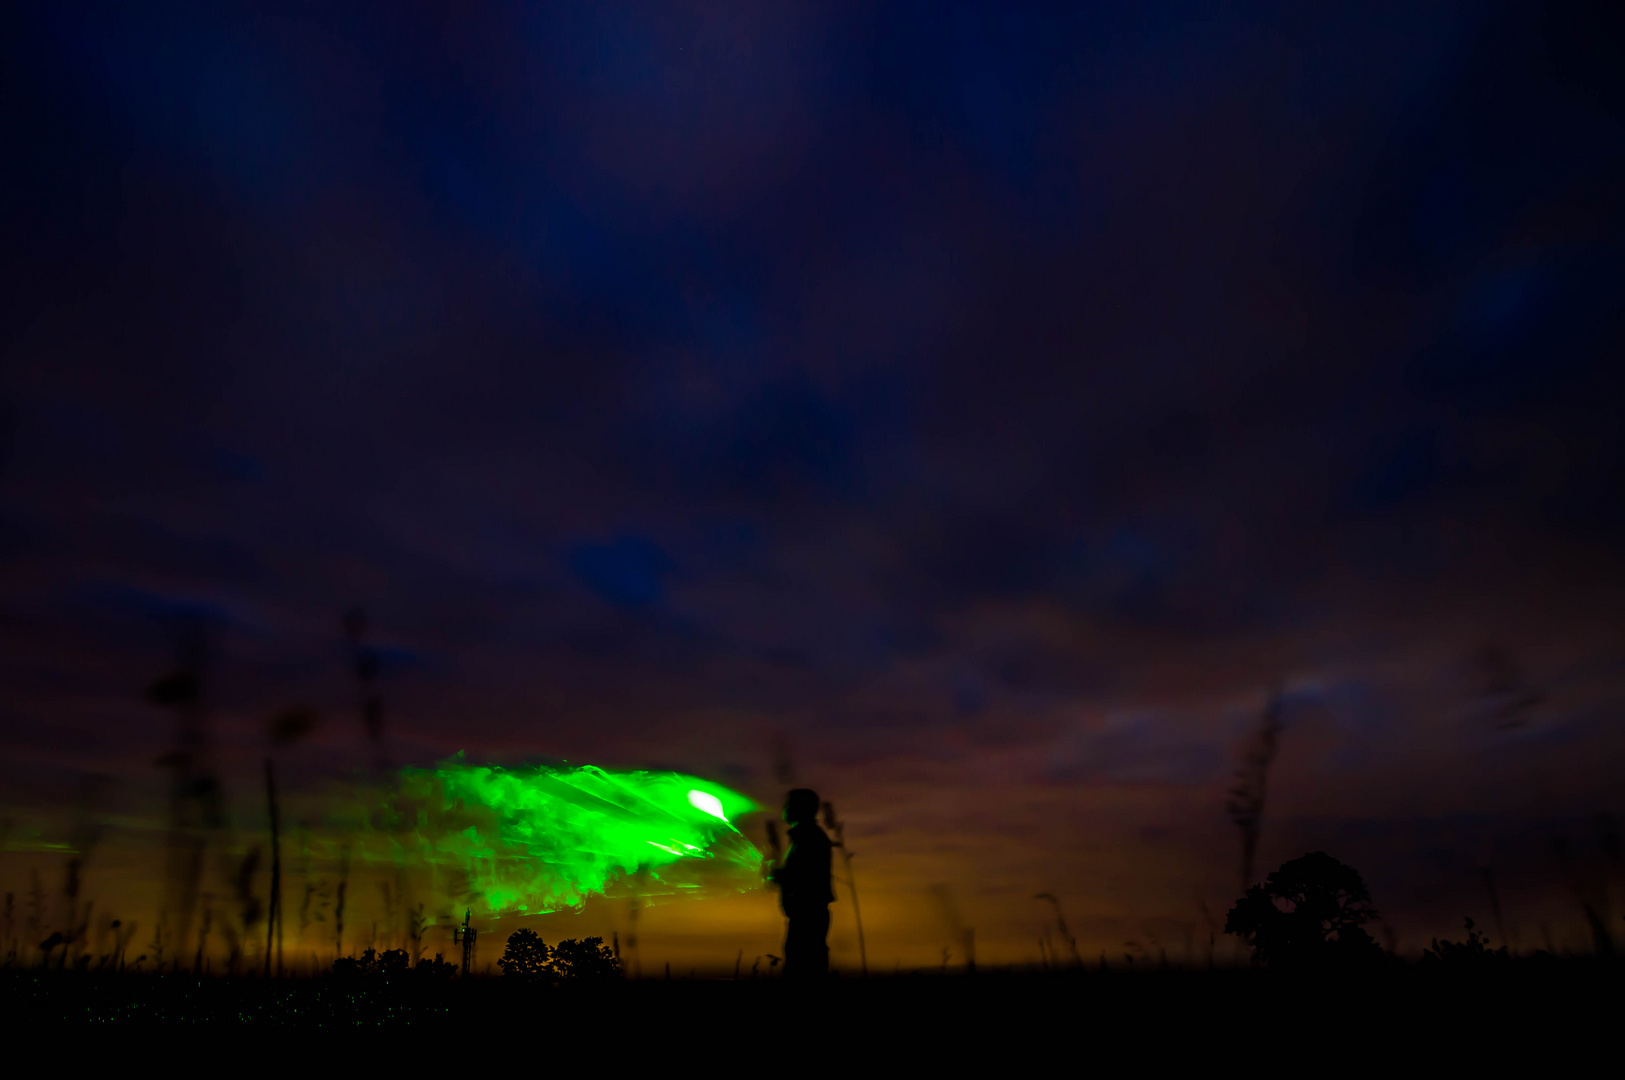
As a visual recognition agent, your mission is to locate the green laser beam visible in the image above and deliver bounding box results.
[373,757,764,914]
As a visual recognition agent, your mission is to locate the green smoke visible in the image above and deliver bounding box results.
[373,758,765,914]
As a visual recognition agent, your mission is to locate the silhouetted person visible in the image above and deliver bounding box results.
[769,788,834,978]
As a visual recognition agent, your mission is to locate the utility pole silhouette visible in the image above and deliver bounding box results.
[454,910,477,977]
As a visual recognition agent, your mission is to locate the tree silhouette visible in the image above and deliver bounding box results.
[1225,852,1384,968]
[497,928,553,982]
[1422,918,1509,964]
[550,936,621,981]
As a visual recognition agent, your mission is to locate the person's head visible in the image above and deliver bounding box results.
[784,788,820,825]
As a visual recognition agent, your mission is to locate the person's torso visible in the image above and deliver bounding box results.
[782,822,835,908]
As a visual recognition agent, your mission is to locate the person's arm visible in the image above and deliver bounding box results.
[772,838,804,893]
[764,820,784,885]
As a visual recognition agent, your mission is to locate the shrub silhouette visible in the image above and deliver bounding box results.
[1422,918,1508,964]
[331,947,410,978]
[497,928,553,982]
[332,948,376,976]
[550,936,621,981]
[1225,852,1384,968]
[414,953,458,979]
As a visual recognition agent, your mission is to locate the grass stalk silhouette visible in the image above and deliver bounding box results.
[1226,688,1284,895]
[264,758,283,977]
[822,800,867,977]
[1034,893,1081,968]
[344,608,387,776]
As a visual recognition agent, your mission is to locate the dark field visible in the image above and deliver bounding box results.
[3,964,1618,1049]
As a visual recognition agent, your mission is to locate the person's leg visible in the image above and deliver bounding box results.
[811,907,829,977]
[783,915,800,976]
[784,908,830,978]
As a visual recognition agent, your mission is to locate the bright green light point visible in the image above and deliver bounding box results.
[687,789,727,820]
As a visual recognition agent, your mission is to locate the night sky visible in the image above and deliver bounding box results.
[3,2,1624,968]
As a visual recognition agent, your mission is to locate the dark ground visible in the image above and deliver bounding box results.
[2,963,1617,1058]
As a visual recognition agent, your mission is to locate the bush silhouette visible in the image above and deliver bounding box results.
[414,953,458,979]
[332,948,378,977]
[497,928,553,982]
[331,947,411,978]
[1422,918,1508,964]
[377,948,409,975]
[1225,852,1384,968]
